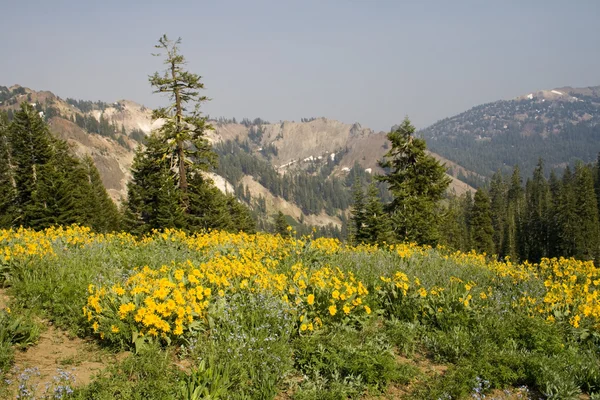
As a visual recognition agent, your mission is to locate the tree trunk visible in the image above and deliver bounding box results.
[171,60,188,200]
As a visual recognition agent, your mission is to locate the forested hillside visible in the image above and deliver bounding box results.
[422,86,600,180]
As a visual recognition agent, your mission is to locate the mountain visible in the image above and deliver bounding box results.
[0,84,474,230]
[421,85,600,181]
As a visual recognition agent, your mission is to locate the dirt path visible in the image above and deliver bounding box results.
[1,287,126,397]
[0,288,9,310]
[10,325,111,386]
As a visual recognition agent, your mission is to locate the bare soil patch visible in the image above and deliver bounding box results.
[0,288,9,309]
[6,324,124,395]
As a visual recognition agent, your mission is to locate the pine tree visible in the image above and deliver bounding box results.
[471,189,495,255]
[81,155,121,232]
[547,170,562,258]
[504,166,524,261]
[363,182,391,245]
[0,112,16,227]
[489,171,507,256]
[595,153,600,222]
[377,117,451,245]
[349,177,368,244]
[124,137,185,235]
[572,163,600,262]
[224,195,256,234]
[557,166,578,257]
[439,194,470,251]
[149,35,217,206]
[522,160,550,262]
[275,211,290,237]
[9,103,54,226]
[125,35,255,234]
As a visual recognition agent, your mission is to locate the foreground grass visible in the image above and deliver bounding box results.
[1,226,600,399]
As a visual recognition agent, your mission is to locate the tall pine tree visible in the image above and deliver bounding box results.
[363,182,391,245]
[377,117,451,245]
[470,189,495,255]
[0,111,15,228]
[125,35,255,234]
[572,163,600,261]
[349,177,368,244]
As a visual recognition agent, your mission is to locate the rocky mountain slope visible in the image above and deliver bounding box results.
[421,85,600,180]
[0,84,474,227]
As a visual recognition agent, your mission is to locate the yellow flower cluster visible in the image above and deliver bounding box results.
[2,225,599,338]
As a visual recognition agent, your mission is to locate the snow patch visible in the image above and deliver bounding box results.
[527,93,533,100]
[303,156,314,162]
[551,90,564,95]
[330,153,336,161]
[341,167,350,172]
[364,168,372,174]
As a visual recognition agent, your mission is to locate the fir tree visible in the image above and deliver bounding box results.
[9,103,54,226]
[547,170,562,258]
[149,35,217,206]
[125,35,255,234]
[349,177,367,244]
[124,137,185,235]
[470,189,495,255]
[439,194,470,252]
[81,155,121,232]
[504,166,524,261]
[489,171,507,256]
[0,112,15,227]
[572,163,600,261]
[522,160,550,262]
[595,153,600,221]
[363,182,391,245]
[275,211,290,237]
[377,117,451,245]
[557,166,578,257]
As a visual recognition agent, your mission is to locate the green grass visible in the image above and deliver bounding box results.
[1,230,600,399]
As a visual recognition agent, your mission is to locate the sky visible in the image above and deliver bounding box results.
[1,0,599,131]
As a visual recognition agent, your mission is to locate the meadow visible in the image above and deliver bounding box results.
[1,226,600,399]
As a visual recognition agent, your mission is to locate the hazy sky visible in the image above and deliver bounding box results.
[2,0,599,131]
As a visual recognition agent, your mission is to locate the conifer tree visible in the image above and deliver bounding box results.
[124,137,185,235]
[125,35,255,234]
[489,172,507,256]
[471,189,495,255]
[275,211,290,237]
[349,177,368,244]
[557,166,578,257]
[595,153,600,220]
[504,166,524,261]
[363,182,391,245]
[0,112,15,227]
[439,197,463,251]
[522,160,550,262]
[81,155,121,232]
[377,117,451,245]
[572,163,600,261]
[149,35,217,206]
[9,103,54,226]
[224,195,256,234]
[547,170,562,258]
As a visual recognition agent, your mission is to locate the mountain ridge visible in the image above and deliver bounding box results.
[0,84,476,228]
[421,84,600,179]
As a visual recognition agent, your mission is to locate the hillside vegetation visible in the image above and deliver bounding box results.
[422,86,600,181]
[1,226,600,399]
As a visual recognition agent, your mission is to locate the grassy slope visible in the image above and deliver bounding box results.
[1,226,599,399]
